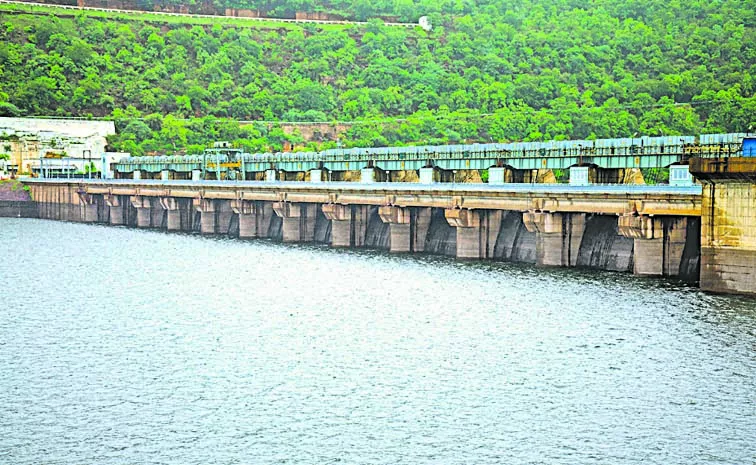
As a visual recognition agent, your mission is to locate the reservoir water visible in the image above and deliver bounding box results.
[1,218,754,464]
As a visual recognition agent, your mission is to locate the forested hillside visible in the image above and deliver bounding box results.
[0,0,754,154]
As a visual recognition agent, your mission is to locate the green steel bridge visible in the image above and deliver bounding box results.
[114,133,749,176]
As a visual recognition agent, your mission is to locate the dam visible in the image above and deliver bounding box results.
[21,179,704,283]
[8,132,756,296]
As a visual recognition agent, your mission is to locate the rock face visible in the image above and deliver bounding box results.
[622,168,646,184]
[536,169,557,184]
[455,170,483,183]
[391,170,420,182]
[0,180,32,201]
[0,180,36,217]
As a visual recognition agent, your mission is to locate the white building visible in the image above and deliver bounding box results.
[32,152,128,180]
[0,117,116,175]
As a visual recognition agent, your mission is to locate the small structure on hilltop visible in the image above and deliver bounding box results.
[419,16,432,31]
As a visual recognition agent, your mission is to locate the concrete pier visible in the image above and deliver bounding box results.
[419,167,437,184]
[104,194,125,225]
[488,167,510,185]
[130,195,152,228]
[618,214,688,276]
[322,203,369,247]
[231,200,275,238]
[160,197,182,231]
[442,209,500,259]
[272,201,318,242]
[77,193,98,223]
[310,169,325,183]
[523,212,585,267]
[192,199,234,234]
[444,209,482,258]
[193,199,217,234]
[378,206,431,253]
[360,168,377,183]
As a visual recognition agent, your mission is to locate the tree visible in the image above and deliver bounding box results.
[0,102,21,117]
[122,120,153,143]
[0,0,752,152]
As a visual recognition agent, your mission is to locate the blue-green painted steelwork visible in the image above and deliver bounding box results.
[114,133,748,175]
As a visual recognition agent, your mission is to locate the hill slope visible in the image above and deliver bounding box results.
[0,0,754,152]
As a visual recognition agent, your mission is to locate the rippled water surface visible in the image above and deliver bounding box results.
[1,218,754,464]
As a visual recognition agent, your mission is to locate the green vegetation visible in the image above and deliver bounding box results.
[642,168,670,185]
[76,161,100,174]
[0,0,754,154]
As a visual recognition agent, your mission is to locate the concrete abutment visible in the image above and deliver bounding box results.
[690,157,756,295]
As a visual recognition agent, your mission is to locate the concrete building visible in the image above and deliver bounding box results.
[0,117,116,175]
[32,152,128,180]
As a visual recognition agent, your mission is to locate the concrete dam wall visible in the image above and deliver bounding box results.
[19,178,732,293]
[27,190,702,282]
